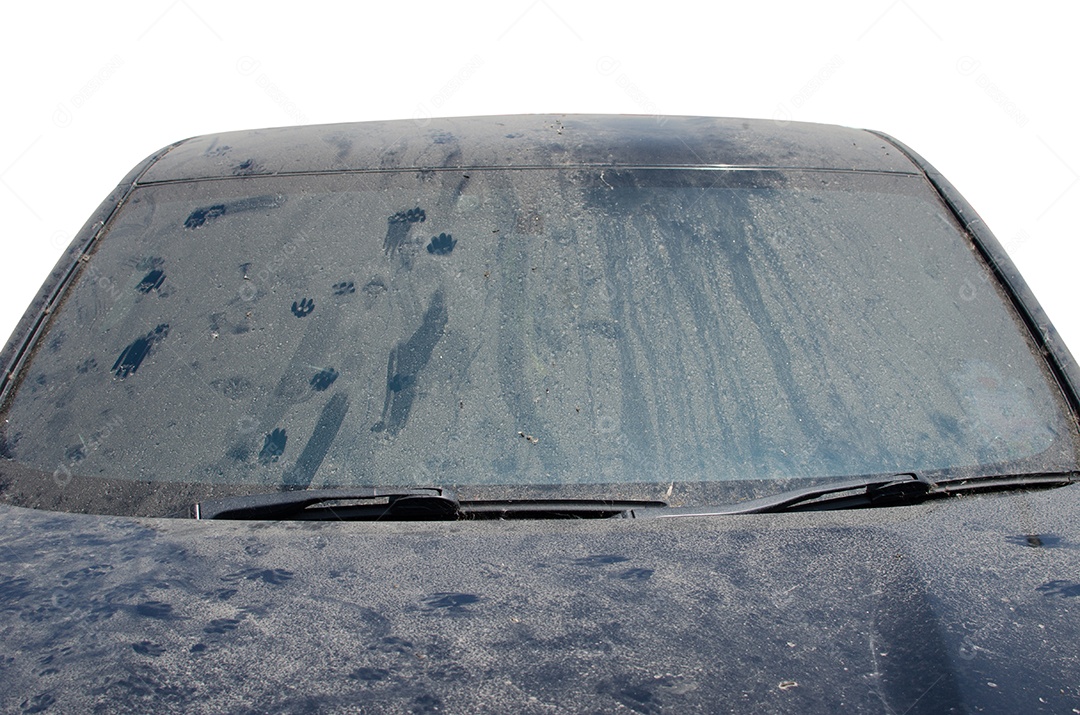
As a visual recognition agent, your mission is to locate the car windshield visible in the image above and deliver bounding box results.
[1,168,1077,516]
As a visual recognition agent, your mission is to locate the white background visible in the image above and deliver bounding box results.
[1,1,1077,352]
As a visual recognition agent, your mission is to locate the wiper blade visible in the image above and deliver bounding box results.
[194,487,461,520]
[930,471,1077,495]
[626,473,930,518]
[460,499,668,519]
[194,488,667,521]
[626,470,1079,519]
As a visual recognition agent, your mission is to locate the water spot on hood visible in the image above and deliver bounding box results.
[411,694,444,713]
[244,542,271,557]
[574,554,630,566]
[421,592,481,613]
[597,675,669,714]
[19,693,55,713]
[431,593,479,608]
[617,568,653,581]
[1007,534,1063,548]
[134,601,177,619]
[132,641,165,657]
[203,617,243,635]
[1036,580,1080,598]
[349,667,390,682]
[222,568,294,586]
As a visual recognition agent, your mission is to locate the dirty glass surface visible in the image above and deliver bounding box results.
[2,168,1077,515]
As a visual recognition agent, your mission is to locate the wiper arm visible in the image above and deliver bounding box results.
[193,487,461,520]
[626,470,1079,519]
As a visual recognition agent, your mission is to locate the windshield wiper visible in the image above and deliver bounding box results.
[624,473,930,518]
[624,471,1078,518]
[194,487,461,520]
[193,487,668,521]
[193,471,1077,521]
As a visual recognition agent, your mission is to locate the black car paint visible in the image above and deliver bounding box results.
[2,488,1079,712]
[1,115,1078,712]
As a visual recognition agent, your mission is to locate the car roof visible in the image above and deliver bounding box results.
[137,115,919,183]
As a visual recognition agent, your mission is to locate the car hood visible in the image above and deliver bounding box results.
[2,486,1079,714]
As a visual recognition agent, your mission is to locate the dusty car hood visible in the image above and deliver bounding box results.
[1,486,1079,714]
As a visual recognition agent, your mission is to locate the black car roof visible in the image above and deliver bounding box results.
[138,115,919,183]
